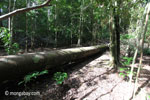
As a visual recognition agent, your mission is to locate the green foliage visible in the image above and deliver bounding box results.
[18,70,48,86]
[143,48,150,55]
[147,94,150,99]
[122,56,133,66]
[0,0,144,48]
[0,27,19,55]
[6,43,19,55]
[120,34,134,40]
[119,67,136,80]
[119,56,134,80]
[53,72,68,85]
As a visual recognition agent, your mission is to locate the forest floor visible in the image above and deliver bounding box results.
[0,51,150,100]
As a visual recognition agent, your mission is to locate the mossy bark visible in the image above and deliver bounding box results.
[0,45,108,83]
[109,9,119,70]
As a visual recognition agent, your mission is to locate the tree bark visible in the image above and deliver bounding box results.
[77,0,84,46]
[132,3,150,99]
[54,4,57,47]
[0,45,108,83]
[109,9,118,70]
[114,15,120,61]
[0,9,2,27]
[0,0,52,21]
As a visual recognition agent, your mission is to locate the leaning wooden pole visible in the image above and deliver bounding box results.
[0,45,108,83]
[132,3,150,99]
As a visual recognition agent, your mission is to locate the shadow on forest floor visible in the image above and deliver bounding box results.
[0,51,150,100]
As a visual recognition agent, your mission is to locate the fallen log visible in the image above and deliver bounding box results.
[0,45,108,83]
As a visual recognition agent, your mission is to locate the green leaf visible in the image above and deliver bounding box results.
[148,95,150,99]
[53,72,68,85]
[39,70,48,75]
[119,68,125,71]
[119,73,124,76]
[18,81,24,85]
[119,73,126,78]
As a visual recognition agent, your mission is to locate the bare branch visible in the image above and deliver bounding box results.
[0,0,52,21]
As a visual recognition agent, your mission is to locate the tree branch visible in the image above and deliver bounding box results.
[0,0,52,21]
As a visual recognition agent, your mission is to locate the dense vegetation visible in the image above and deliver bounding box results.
[0,0,111,50]
[0,0,150,100]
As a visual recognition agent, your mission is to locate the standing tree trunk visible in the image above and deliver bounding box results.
[77,11,82,46]
[0,8,2,27]
[25,0,29,52]
[109,1,122,70]
[54,3,57,47]
[77,0,84,46]
[10,0,16,45]
[31,5,35,50]
[114,15,120,62]
[109,9,118,70]
[129,20,141,83]
[8,0,13,46]
[70,18,73,46]
[114,0,121,63]
[132,3,150,99]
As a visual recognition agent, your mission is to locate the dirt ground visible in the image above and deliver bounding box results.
[0,51,150,100]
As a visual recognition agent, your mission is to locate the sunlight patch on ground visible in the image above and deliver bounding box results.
[63,52,150,100]
[84,52,110,68]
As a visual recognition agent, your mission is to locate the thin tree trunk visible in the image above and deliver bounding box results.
[47,8,51,47]
[90,0,94,43]
[129,20,141,83]
[0,9,2,27]
[54,4,57,47]
[31,7,35,50]
[91,0,96,44]
[132,3,150,99]
[77,15,81,46]
[70,18,73,46]
[10,0,16,44]
[25,0,29,52]
[77,0,84,46]
[8,0,12,45]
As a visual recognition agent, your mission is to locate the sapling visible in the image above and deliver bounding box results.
[53,72,68,85]
[18,70,48,86]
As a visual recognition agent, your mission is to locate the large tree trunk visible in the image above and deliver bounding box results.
[0,45,108,83]
[114,15,120,61]
[109,10,118,70]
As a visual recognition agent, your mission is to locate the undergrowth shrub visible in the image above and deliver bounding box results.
[119,56,135,81]
[18,70,48,86]
[143,48,150,55]
[0,27,19,55]
[122,56,133,66]
[53,72,68,85]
